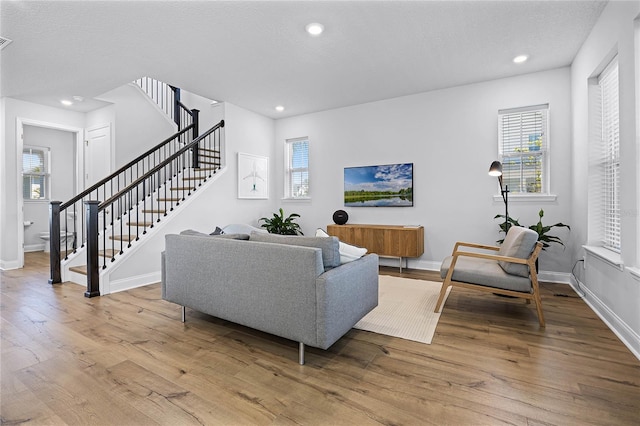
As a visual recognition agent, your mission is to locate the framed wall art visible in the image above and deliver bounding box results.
[238,152,268,199]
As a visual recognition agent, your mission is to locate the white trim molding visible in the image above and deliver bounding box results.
[569,275,640,361]
[583,245,624,271]
[627,267,640,281]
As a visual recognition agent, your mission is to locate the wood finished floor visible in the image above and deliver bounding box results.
[1,252,639,425]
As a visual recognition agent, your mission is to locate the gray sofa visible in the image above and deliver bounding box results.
[161,231,379,364]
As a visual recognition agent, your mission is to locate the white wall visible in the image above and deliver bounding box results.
[275,67,574,272]
[22,125,76,251]
[0,98,85,268]
[179,90,224,136]
[570,1,640,357]
[96,84,176,168]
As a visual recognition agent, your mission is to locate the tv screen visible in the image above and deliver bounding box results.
[344,163,413,207]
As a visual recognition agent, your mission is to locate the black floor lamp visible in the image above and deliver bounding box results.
[489,160,510,231]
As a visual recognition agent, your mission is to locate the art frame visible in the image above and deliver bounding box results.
[237,152,269,199]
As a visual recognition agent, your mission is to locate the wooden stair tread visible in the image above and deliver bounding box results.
[69,265,87,275]
[198,147,219,154]
[110,235,135,242]
[99,249,116,258]
[141,209,166,213]
[170,187,195,191]
[198,153,220,159]
[182,176,207,181]
[127,221,153,226]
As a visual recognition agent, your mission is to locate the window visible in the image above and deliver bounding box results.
[498,104,549,194]
[22,146,50,200]
[284,137,309,199]
[599,57,620,252]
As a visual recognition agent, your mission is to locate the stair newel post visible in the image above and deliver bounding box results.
[85,200,101,298]
[191,109,200,169]
[172,86,181,128]
[48,201,62,284]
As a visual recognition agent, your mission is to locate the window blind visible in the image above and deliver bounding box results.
[22,147,48,200]
[498,104,549,194]
[286,138,309,198]
[599,57,620,252]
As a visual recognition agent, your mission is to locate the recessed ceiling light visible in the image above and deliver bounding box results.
[60,99,73,106]
[513,55,529,64]
[275,105,285,112]
[72,95,84,102]
[305,23,324,36]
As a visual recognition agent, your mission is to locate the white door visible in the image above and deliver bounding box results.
[85,124,112,191]
[85,124,112,233]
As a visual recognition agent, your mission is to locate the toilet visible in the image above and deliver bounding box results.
[39,231,75,253]
[39,211,76,252]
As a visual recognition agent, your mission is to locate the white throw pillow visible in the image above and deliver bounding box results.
[316,228,367,264]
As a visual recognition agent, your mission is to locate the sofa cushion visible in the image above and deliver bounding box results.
[250,232,340,269]
[223,223,267,235]
[497,226,538,277]
[316,228,367,264]
[180,229,250,240]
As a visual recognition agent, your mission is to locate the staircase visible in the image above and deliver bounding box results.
[48,78,224,296]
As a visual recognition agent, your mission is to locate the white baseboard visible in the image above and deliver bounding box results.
[569,276,640,361]
[378,257,440,271]
[538,270,572,284]
[107,271,162,294]
[24,244,45,252]
[0,259,21,270]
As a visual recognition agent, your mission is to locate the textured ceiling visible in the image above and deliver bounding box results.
[0,1,607,118]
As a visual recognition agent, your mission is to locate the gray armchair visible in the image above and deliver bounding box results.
[435,226,545,327]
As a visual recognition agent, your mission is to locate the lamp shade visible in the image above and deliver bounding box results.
[488,160,503,177]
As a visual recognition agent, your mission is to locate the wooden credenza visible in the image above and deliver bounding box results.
[327,224,424,271]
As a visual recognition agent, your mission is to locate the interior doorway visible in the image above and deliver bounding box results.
[16,118,84,268]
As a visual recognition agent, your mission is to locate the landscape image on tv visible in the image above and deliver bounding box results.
[344,163,413,207]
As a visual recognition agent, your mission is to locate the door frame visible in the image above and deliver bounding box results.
[16,117,84,268]
[84,123,113,190]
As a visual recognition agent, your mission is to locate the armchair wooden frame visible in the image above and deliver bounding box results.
[435,240,545,327]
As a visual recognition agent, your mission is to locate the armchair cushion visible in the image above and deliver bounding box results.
[497,226,538,277]
[440,256,532,292]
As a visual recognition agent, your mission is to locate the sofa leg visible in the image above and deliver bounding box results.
[181,306,186,323]
[299,342,305,365]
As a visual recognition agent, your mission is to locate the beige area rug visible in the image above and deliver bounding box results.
[354,275,451,344]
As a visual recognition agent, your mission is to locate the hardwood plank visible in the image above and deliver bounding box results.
[1,251,639,425]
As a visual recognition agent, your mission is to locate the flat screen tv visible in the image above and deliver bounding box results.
[344,163,413,207]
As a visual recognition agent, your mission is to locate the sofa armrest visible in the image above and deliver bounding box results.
[315,253,379,349]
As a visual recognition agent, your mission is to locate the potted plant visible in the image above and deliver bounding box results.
[495,209,570,272]
[260,208,304,235]
[495,209,570,249]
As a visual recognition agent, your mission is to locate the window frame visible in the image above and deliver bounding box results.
[497,104,551,198]
[283,137,310,200]
[22,145,51,201]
